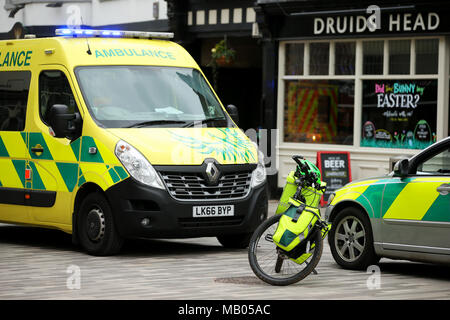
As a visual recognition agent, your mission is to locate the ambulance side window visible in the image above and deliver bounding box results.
[0,71,31,131]
[39,70,78,125]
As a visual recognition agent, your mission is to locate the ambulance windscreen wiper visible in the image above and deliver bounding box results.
[183,117,226,128]
[125,120,187,128]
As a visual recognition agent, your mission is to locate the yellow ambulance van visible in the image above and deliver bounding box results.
[0,29,268,255]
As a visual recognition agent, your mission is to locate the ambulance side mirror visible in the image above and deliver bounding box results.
[226,104,239,126]
[48,104,81,140]
[393,158,409,177]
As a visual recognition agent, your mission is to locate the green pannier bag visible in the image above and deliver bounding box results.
[272,179,330,264]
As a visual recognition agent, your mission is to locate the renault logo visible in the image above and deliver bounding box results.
[205,162,220,185]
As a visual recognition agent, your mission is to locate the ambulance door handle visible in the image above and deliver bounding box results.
[31,146,44,153]
[437,184,450,196]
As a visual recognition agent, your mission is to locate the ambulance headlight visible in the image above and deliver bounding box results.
[115,140,165,189]
[251,149,267,188]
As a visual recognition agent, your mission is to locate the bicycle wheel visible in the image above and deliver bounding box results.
[248,214,323,286]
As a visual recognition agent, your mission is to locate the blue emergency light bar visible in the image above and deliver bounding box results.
[55,28,174,39]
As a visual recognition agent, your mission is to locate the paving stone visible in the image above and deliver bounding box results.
[0,201,449,299]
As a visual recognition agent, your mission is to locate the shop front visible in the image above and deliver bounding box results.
[256,0,450,188]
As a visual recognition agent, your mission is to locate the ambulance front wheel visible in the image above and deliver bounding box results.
[77,192,124,256]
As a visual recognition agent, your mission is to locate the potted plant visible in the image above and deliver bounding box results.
[211,39,236,66]
[209,38,236,91]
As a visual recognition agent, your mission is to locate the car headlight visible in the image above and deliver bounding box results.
[115,140,165,189]
[251,150,267,188]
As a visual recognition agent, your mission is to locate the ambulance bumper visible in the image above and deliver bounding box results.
[105,178,268,239]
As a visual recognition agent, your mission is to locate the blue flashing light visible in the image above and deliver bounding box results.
[55,28,174,39]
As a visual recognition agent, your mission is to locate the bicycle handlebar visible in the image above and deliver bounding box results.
[292,155,314,182]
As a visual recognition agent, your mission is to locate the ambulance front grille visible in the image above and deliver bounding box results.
[159,171,252,200]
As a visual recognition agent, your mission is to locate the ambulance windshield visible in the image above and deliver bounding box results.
[76,66,231,128]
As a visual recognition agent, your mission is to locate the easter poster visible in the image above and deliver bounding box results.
[361,80,437,149]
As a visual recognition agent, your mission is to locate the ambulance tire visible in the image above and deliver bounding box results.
[329,207,380,270]
[77,192,124,256]
[217,233,252,249]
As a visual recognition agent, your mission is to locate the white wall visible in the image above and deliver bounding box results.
[0,0,24,33]
[91,0,167,26]
[1,0,168,33]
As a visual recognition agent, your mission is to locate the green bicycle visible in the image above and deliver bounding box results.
[248,155,331,286]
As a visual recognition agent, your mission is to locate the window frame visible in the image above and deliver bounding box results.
[409,138,450,175]
[278,36,447,152]
[38,69,80,126]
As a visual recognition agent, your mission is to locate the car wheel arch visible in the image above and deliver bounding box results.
[72,182,107,244]
[329,200,372,226]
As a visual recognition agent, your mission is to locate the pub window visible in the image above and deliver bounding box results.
[415,39,439,74]
[309,42,329,75]
[285,43,304,75]
[389,40,411,74]
[335,42,355,75]
[361,79,437,149]
[283,80,354,145]
[0,71,31,132]
[363,41,384,75]
[282,37,442,149]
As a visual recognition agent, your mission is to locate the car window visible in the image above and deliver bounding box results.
[417,147,450,175]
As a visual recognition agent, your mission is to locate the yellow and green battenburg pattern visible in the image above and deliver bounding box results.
[0,132,128,193]
[332,177,450,223]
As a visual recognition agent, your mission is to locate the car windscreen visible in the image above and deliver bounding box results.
[75,66,231,128]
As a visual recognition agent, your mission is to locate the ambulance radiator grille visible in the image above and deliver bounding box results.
[159,171,252,200]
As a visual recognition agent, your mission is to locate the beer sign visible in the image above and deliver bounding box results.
[317,151,352,206]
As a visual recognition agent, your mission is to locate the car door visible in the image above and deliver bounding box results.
[0,70,31,223]
[26,67,82,225]
[381,140,450,254]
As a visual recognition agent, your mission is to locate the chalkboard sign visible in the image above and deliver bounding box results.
[317,151,352,206]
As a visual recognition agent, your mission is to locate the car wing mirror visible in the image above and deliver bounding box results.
[226,104,239,126]
[48,104,81,140]
[393,158,409,177]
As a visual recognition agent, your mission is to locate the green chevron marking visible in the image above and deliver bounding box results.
[56,162,79,192]
[29,162,46,190]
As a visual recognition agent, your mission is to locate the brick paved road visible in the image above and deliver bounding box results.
[0,201,449,300]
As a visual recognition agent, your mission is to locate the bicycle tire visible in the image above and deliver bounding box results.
[248,214,323,286]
